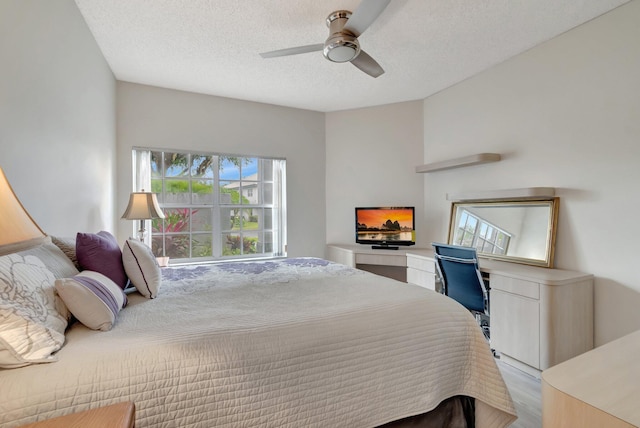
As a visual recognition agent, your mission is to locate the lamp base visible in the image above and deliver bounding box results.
[136,221,147,242]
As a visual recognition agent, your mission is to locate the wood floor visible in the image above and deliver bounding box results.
[497,360,542,428]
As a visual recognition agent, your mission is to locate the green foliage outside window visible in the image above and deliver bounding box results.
[151,180,213,194]
[223,235,258,256]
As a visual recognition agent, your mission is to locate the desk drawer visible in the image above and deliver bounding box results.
[491,274,539,300]
[407,267,436,290]
[355,253,407,267]
[406,255,436,273]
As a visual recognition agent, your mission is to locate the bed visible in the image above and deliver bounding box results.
[0,234,517,428]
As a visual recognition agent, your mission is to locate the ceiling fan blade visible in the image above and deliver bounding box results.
[260,43,324,59]
[351,50,384,78]
[343,0,391,37]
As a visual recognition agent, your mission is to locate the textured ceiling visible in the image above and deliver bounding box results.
[75,0,629,112]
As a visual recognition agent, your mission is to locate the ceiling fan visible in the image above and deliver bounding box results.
[260,0,391,78]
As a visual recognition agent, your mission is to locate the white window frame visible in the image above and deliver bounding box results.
[132,148,286,263]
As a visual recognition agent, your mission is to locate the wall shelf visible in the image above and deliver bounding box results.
[447,187,556,201]
[415,153,501,173]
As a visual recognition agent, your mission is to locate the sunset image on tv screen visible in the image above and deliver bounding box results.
[356,208,413,230]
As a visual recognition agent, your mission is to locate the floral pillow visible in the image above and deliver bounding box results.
[0,253,68,369]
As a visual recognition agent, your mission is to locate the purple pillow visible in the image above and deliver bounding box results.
[76,231,129,289]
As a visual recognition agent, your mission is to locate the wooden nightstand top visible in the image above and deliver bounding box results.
[17,402,135,428]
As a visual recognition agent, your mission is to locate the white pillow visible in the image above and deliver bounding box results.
[0,253,67,368]
[55,271,127,331]
[122,239,161,299]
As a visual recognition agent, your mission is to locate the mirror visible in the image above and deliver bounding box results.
[448,198,559,268]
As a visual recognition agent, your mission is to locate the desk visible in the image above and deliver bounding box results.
[542,329,640,428]
[326,244,593,377]
[326,244,429,283]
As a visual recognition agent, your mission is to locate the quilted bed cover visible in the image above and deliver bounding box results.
[0,258,516,427]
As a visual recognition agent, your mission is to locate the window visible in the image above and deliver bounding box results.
[451,209,511,255]
[132,149,286,262]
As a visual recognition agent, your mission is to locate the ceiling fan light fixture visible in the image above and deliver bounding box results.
[323,37,360,63]
[323,10,360,63]
[259,2,389,77]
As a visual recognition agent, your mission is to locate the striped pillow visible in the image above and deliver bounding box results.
[122,239,161,299]
[55,271,127,331]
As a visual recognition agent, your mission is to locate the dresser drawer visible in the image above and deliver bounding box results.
[490,274,540,300]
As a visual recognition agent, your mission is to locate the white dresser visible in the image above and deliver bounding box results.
[327,244,594,377]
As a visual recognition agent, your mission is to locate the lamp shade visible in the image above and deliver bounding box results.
[121,192,165,220]
[0,167,46,247]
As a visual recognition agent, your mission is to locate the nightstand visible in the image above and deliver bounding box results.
[17,402,135,428]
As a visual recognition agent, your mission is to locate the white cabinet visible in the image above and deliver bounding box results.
[489,269,593,377]
[490,277,541,369]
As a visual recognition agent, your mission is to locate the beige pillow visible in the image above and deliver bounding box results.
[55,271,127,331]
[0,253,67,368]
[50,235,80,270]
[122,239,161,299]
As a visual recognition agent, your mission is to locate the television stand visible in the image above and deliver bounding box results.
[372,245,399,250]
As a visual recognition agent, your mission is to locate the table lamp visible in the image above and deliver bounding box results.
[0,167,46,251]
[121,190,165,241]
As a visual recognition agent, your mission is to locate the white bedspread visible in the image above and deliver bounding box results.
[0,258,516,427]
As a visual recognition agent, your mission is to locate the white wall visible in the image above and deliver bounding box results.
[421,1,640,346]
[325,101,425,248]
[116,82,326,257]
[0,0,116,237]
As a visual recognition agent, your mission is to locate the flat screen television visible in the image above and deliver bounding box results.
[355,206,416,250]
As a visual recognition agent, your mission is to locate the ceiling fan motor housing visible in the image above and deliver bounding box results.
[323,10,360,63]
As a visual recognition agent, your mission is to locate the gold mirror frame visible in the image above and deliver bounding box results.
[447,197,559,268]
